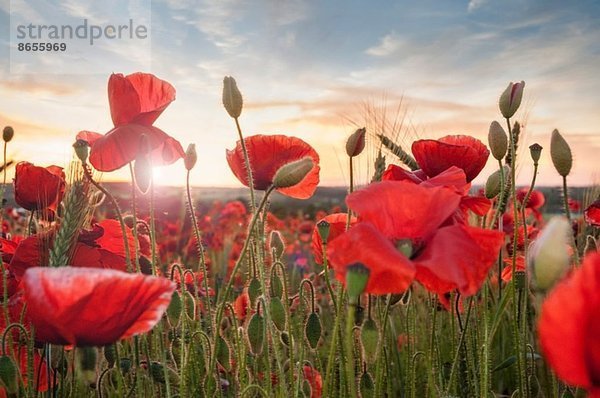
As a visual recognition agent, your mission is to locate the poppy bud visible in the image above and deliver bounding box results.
[317,220,330,243]
[183,290,196,320]
[248,278,261,307]
[270,271,284,299]
[360,371,375,397]
[133,155,152,194]
[346,263,370,305]
[2,126,14,143]
[499,81,525,119]
[272,157,313,189]
[269,230,285,259]
[346,127,366,157]
[304,312,322,350]
[0,355,19,395]
[550,129,572,177]
[184,143,197,171]
[120,358,132,374]
[222,76,243,119]
[167,291,183,326]
[150,361,166,383]
[529,143,542,164]
[246,312,265,356]
[215,335,231,371]
[360,317,379,364]
[280,331,290,346]
[488,121,508,160]
[484,166,509,199]
[270,296,286,331]
[73,139,90,164]
[529,216,571,292]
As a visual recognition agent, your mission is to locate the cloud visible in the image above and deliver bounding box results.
[0,77,81,96]
[366,31,403,57]
[467,0,487,12]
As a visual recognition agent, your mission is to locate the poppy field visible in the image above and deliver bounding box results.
[0,73,599,398]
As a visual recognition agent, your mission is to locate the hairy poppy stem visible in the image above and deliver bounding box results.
[185,169,213,330]
[208,186,274,390]
[128,163,141,273]
[234,117,256,215]
[345,304,358,398]
[506,118,528,398]
[562,175,580,264]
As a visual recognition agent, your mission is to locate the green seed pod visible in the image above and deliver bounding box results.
[360,317,380,364]
[360,371,375,398]
[216,335,231,371]
[317,220,330,243]
[514,271,527,291]
[272,157,313,189]
[150,361,166,383]
[246,313,265,356]
[270,296,287,331]
[167,291,183,326]
[270,272,284,299]
[529,143,543,164]
[346,263,370,305]
[550,129,572,177]
[104,344,116,368]
[222,76,243,119]
[248,278,261,306]
[0,355,19,395]
[305,312,322,350]
[488,121,508,161]
[72,139,89,163]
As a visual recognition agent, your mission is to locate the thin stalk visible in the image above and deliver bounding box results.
[234,117,256,214]
[208,186,275,384]
[374,295,393,397]
[345,304,358,398]
[562,175,580,264]
[186,169,212,327]
[506,118,528,398]
[128,163,141,273]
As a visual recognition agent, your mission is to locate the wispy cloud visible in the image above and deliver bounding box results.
[366,31,403,57]
[467,0,487,13]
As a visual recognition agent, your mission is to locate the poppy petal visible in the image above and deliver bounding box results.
[585,199,600,227]
[88,124,184,172]
[76,130,104,146]
[311,213,356,264]
[23,267,175,346]
[415,224,504,295]
[109,73,175,127]
[411,135,489,182]
[346,181,461,241]
[327,223,415,295]
[226,134,320,199]
[538,253,600,388]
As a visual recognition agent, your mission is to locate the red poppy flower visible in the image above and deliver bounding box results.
[383,165,491,217]
[76,73,184,172]
[226,134,320,199]
[538,252,600,396]
[328,181,504,296]
[9,221,138,279]
[585,199,600,227]
[13,162,65,212]
[311,213,356,265]
[411,135,490,182]
[23,267,175,346]
[302,365,323,398]
[501,255,526,282]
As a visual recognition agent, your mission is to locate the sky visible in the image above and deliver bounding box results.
[0,0,599,189]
